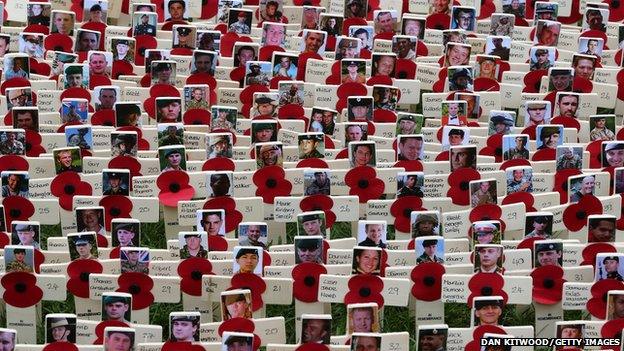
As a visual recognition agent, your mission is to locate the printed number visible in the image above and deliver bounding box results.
[162,286,171,294]
[506,212,517,220]
[338,205,350,213]
[273,285,281,292]
[393,258,407,266]
[511,258,524,265]
[511,286,523,294]
[574,274,583,281]
[138,207,148,213]
[39,208,50,215]
[265,328,278,335]
[45,283,59,291]
[387,287,399,295]
[389,343,400,351]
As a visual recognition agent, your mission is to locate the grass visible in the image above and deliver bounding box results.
[32,217,587,346]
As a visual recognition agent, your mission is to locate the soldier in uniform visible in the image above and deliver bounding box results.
[504,136,529,160]
[299,213,324,236]
[473,223,497,245]
[229,12,251,34]
[212,110,235,132]
[397,114,417,135]
[173,27,193,49]
[449,68,472,91]
[74,235,96,260]
[179,233,208,259]
[103,295,131,323]
[530,48,551,71]
[134,14,156,36]
[470,181,495,207]
[279,84,304,106]
[299,134,323,159]
[419,329,447,351]
[374,87,396,111]
[121,250,149,274]
[417,239,443,264]
[207,135,232,158]
[602,256,624,281]
[412,214,438,238]
[245,63,269,86]
[186,87,209,110]
[305,172,330,196]
[170,315,199,342]
[474,299,503,326]
[590,116,615,141]
[159,125,184,146]
[342,60,365,84]
[525,216,551,238]
[475,246,503,273]
[0,132,24,155]
[103,172,128,196]
[535,242,562,267]
[6,248,33,273]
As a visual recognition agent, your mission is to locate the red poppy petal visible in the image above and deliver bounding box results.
[582,243,616,266]
[1,272,42,307]
[93,320,131,344]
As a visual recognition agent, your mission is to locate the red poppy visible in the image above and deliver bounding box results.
[66,259,103,298]
[252,166,293,204]
[588,279,624,319]
[24,130,46,157]
[344,274,384,308]
[393,160,423,172]
[390,196,425,233]
[98,195,132,231]
[230,273,267,311]
[467,272,508,307]
[299,195,336,228]
[410,262,445,301]
[581,243,616,266]
[295,52,323,81]
[112,60,135,79]
[3,196,34,228]
[93,320,131,344]
[157,170,196,207]
[478,134,503,162]
[553,169,582,204]
[91,110,116,126]
[447,168,481,206]
[116,272,154,310]
[297,158,329,169]
[344,166,385,204]
[295,344,330,351]
[43,342,79,351]
[292,262,327,303]
[109,156,142,177]
[531,265,565,305]
[44,33,73,53]
[50,172,93,211]
[469,204,501,223]
[562,195,603,232]
[601,318,624,346]
[160,341,195,351]
[207,235,229,251]
[464,326,508,351]
[217,318,262,350]
[586,139,603,169]
[203,158,236,172]
[178,257,214,297]
[1,272,43,307]
[0,155,28,173]
[531,147,556,162]
[501,191,537,212]
[29,58,51,76]
[395,59,416,79]
[425,13,451,30]
[203,197,243,233]
[133,35,158,66]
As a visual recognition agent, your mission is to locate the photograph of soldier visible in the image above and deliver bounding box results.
[120,248,149,274]
[179,232,208,259]
[415,236,444,264]
[411,212,440,238]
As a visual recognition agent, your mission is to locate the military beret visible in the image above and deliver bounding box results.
[490,114,514,126]
[235,247,258,259]
[474,299,503,310]
[297,239,320,249]
[535,242,559,253]
[176,27,192,36]
[350,97,370,107]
